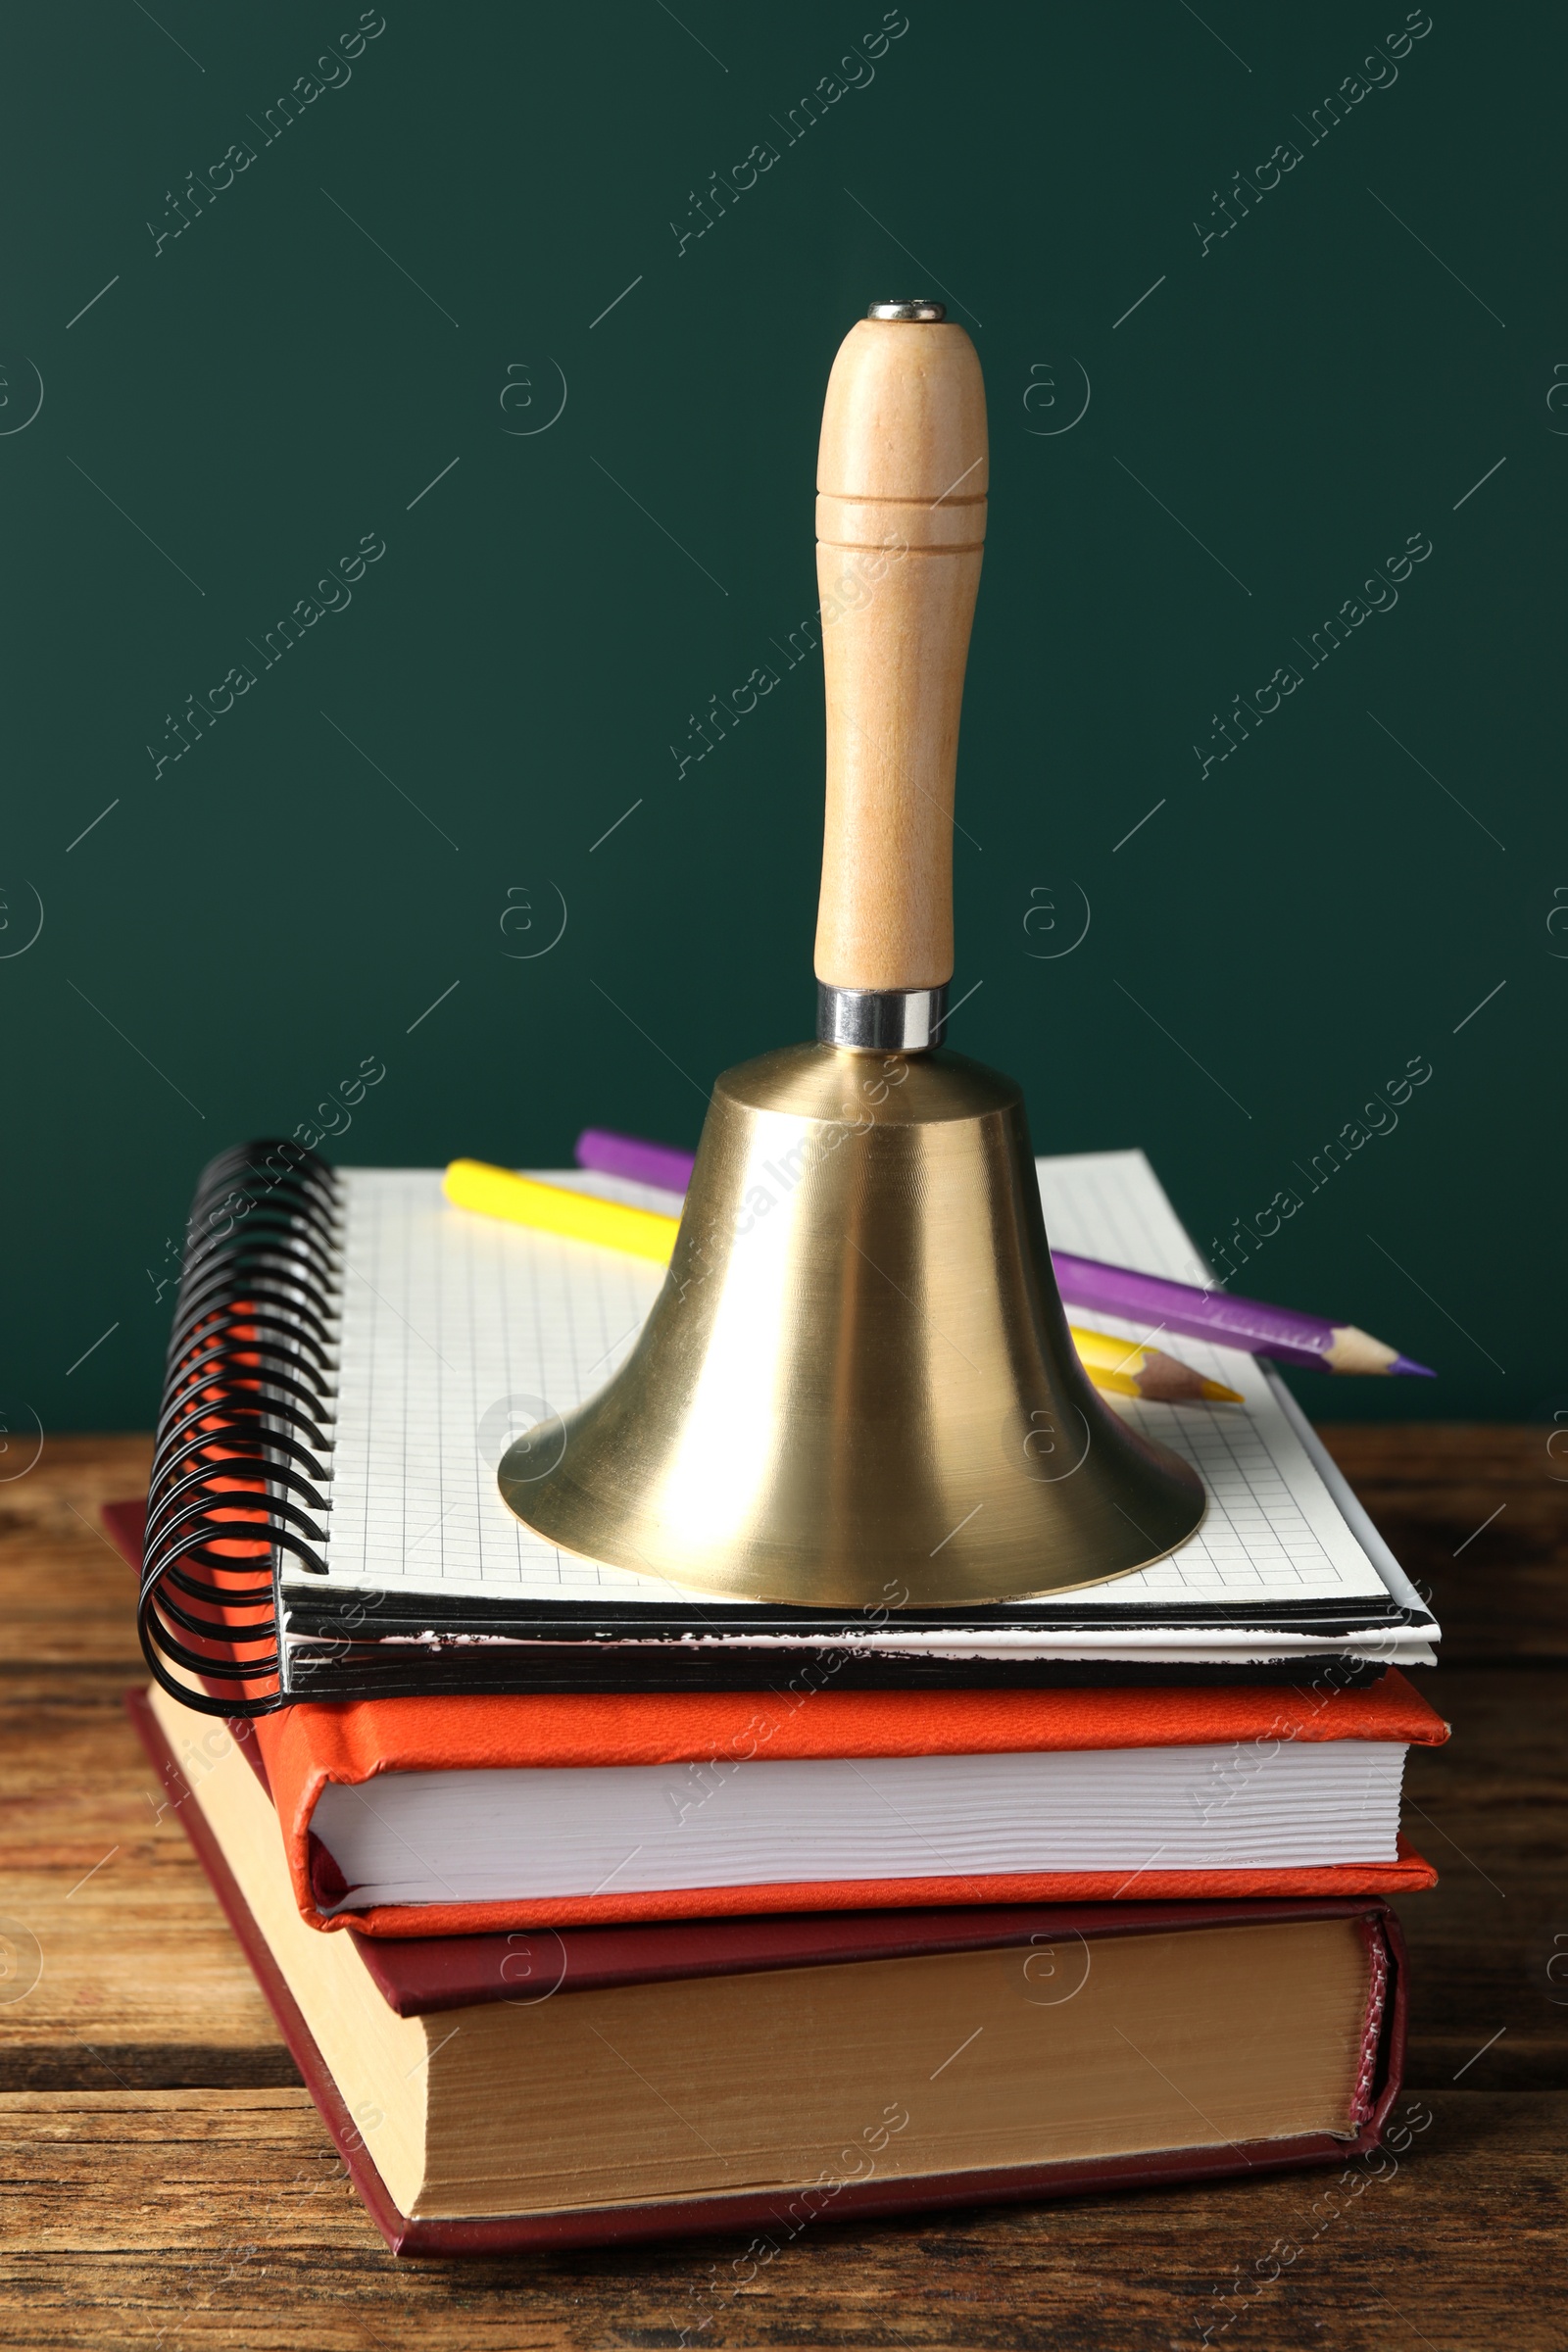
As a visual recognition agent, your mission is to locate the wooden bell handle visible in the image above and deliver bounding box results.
[813,313,988,993]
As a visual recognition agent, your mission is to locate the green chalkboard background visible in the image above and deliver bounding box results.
[2,1,1558,1445]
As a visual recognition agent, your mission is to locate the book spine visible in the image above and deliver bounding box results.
[1350,1911,1392,2128]
[137,1140,341,1718]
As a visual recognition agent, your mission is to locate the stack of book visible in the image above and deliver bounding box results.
[121,1140,1446,2253]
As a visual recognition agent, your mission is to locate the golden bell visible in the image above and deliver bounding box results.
[500,1041,1204,1605]
[500,303,1206,1604]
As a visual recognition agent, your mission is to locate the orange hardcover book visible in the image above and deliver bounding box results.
[162,1672,1446,1936]
[113,1496,1446,1937]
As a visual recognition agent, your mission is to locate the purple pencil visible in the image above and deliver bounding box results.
[575,1127,698,1199]
[1047,1254,1432,1378]
[574,1129,1434,1377]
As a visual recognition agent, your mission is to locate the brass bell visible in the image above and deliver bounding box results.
[501,303,1205,1606]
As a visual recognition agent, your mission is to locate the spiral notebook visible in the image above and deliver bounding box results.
[137,1142,1438,1716]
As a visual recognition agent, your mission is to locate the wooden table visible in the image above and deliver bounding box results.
[2,1430,1562,2348]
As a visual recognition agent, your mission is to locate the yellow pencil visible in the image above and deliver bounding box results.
[445,1160,678,1262]
[1067,1326,1244,1404]
[444,1161,1244,1406]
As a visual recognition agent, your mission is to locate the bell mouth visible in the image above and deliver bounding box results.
[500,1043,1206,1609]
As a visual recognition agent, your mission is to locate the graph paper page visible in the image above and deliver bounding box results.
[288,1157,1393,1615]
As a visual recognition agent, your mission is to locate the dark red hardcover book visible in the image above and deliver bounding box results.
[127,1688,1409,2258]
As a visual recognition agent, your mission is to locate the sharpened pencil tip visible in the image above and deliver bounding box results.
[1392,1354,1437,1378]
[1130,1349,1240,1405]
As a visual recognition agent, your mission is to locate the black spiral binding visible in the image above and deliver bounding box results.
[137,1140,341,1718]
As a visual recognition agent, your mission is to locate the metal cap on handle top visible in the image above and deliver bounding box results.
[866,299,946,319]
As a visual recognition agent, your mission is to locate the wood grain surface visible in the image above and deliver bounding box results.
[1,1429,1562,2348]
[812,318,987,994]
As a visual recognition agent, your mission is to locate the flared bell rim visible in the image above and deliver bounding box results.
[499,1416,1206,1609]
